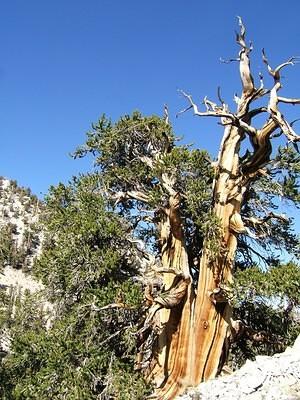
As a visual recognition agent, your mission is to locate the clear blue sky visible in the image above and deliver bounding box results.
[1,0,300,199]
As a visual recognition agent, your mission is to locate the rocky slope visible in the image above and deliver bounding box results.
[0,176,43,281]
[179,336,300,400]
[0,177,45,353]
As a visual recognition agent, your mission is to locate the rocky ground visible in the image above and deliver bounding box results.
[179,336,300,400]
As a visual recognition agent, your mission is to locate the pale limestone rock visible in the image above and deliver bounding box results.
[178,335,300,400]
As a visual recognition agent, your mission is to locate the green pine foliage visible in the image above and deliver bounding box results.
[73,111,216,268]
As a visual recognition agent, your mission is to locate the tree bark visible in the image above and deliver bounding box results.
[142,194,195,397]
[155,125,243,399]
[191,124,241,384]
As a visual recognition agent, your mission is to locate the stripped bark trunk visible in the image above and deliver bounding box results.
[156,125,243,399]
[146,194,195,394]
[191,124,242,384]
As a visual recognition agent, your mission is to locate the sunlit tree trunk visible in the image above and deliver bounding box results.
[156,125,243,399]
[145,194,195,393]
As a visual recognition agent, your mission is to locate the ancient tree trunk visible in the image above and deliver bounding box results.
[144,194,195,395]
[157,124,243,399]
[191,124,242,384]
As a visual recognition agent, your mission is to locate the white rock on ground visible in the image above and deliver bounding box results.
[0,265,43,292]
[178,336,300,400]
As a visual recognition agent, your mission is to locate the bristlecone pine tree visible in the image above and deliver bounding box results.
[73,17,300,399]
[1,18,300,400]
